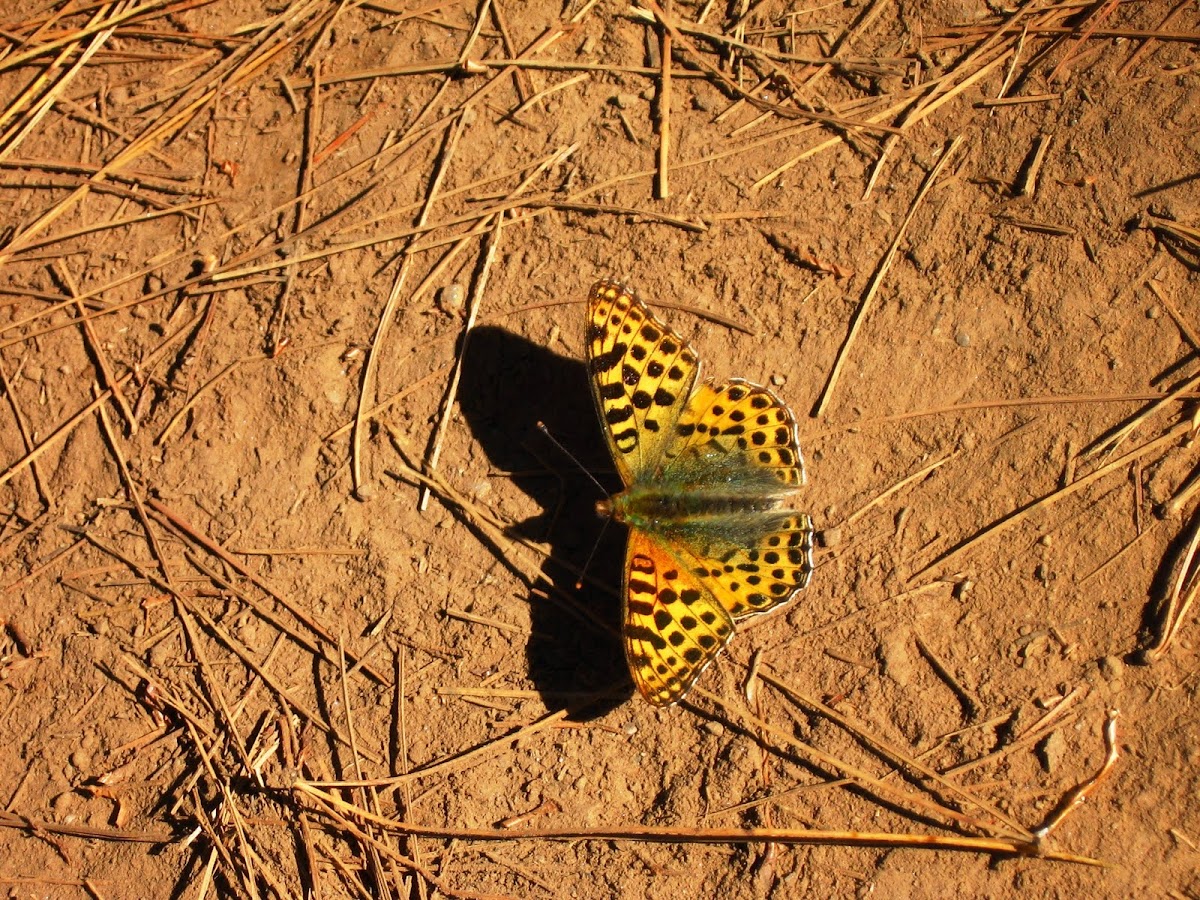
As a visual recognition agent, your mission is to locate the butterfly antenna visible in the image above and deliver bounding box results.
[536,421,613,590]
[573,514,612,590]
[536,421,607,497]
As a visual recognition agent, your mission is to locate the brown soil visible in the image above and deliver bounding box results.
[1,1,1199,898]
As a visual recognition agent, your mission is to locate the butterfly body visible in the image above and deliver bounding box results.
[586,280,814,706]
[606,469,804,553]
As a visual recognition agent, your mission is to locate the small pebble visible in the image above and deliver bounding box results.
[819,526,842,548]
[355,483,376,502]
[703,721,724,737]
[955,330,971,348]
[1146,306,1160,320]
[1098,655,1124,682]
[612,93,637,110]
[1038,731,1067,773]
[148,641,171,668]
[437,283,464,314]
[70,749,91,771]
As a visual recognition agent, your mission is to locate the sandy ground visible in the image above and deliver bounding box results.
[1,1,1199,897]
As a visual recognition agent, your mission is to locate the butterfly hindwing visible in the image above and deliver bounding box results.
[623,529,734,706]
[586,281,700,485]
[670,513,815,622]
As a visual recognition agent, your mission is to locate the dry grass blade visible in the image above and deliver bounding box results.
[814,135,964,417]
[0,809,174,844]
[418,216,503,511]
[145,498,390,685]
[0,309,203,488]
[293,782,1102,865]
[634,1,902,135]
[1139,505,1200,662]
[709,676,1029,840]
[920,419,1193,578]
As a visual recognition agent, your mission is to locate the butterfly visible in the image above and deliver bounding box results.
[586,280,814,706]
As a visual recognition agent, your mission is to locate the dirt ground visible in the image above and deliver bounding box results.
[1,1,1199,897]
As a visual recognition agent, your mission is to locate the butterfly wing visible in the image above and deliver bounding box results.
[662,379,815,621]
[666,379,806,488]
[622,528,735,706]
[586,280,700,486]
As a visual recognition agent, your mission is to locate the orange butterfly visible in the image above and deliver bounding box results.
[586,280,814,705]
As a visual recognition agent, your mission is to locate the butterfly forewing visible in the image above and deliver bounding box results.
[586,281,699,486]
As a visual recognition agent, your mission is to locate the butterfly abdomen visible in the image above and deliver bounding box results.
[610,486,798,528]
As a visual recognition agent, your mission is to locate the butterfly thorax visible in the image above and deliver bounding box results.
[598,475,807,564]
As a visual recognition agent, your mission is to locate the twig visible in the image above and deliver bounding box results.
[1034,710,1120,843]
[655,0,671,199]
[418,216,504,511]
[920,419,1193,578]
[294,782,1100,865]
[1140,505,1200,662]
[813,135,964,417]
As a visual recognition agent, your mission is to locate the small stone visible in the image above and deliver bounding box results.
[1098,655,1124,682]
[70,749,91,771]
[955,330,971,348]
[879,628,915,687]
[1037,730,1067,773]
[612,93,637,110]
[691,93,713,112]
[770,373,785,387]
[819,526,842,548]
[148,641,172,668]
[1038,534,1051,547]
[52,792,77,816]
[355,483,376,502]
[1146,306,1160,320]
[437,284,464,314]
[703,721,725,737]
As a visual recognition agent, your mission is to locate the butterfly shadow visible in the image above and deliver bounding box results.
[456,324,633,718]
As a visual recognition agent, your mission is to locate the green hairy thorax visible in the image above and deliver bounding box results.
[605,441,805,556]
